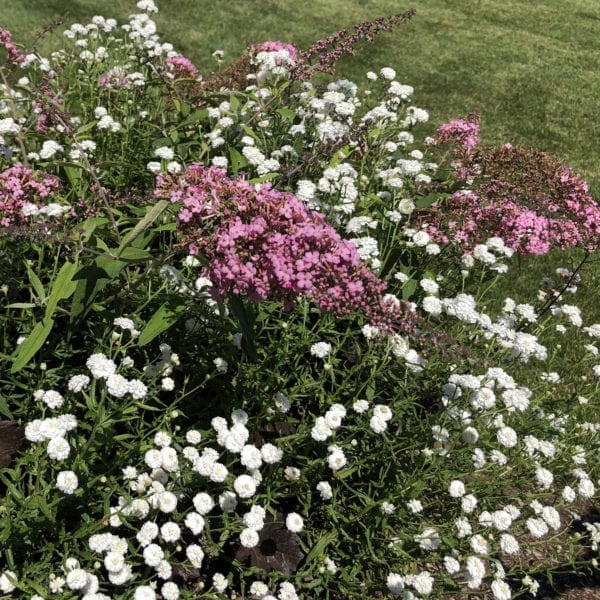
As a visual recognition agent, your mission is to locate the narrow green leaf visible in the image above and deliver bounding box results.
[25,263,45,303]
[11,318,54,373]
[116,246,153,261]
[248,172,279,184]
[44,261,78,322]
[5,303,36,309]
[138,299,188,346]
[229,147,248,175]
[305,531,336,563]
[118,200,169,251]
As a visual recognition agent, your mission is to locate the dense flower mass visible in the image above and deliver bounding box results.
[426,124,600,255]
[158,164,411,331]
[0,164,63,226]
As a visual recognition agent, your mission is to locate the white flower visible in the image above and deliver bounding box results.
[107,373,129,398]
[578,478,595,499]
[66,568,88,590]
[470,534,492,555]
[154,146,174,160]
[0,571,17,593]
[312,416,334,441]
[261,443,283,463]
[499,533,519,554]
[381,501,395,514]
[212,573,228,593]
[240,528,260,548]
[461,494,478,514]
[186,544,204,568]
[455,517,472,538]
[444,556,461,574]
[327,449,347,471]
[234,474,257,498]
[462,427,479,444]
[186,430,202,445]
[387,572,404,594]
[193,492,214,515]
[104,551,125,573]
[407,499,423,514]
[86,353,116,379]
[209,463,228,482]
[128,379,148,400]
[42,390,64,409]
[464,556,486,589]
[527,517,549,538]
[497,427,518,448]
[369,415,388,433]
[213,357,228,373]
[411,571,434,595]
[353,399,370,413]
[535,466,554,490]
[380,67,396,80]
[56,470,78,494]
[310,342,331,358]
[285,512,304,533]
[316,480,333,500]
[134,586,156,600]
[415,527,441,550]
[40,140,64,159]
[161,522,181,543]
[68,374,90,393]
[143,544,164,568]
[491,579,512,600]
[161,582,180,600]
[448,480,466,498]
[157,491,178,513]
[47,437,70,461]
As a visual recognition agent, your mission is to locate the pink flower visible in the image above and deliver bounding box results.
[157,164,415,333]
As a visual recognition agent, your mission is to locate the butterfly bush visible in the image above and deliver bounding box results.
[157,163,413,333]
[0,1,599,599]
[423,116,600,255]
[0,163,64,226]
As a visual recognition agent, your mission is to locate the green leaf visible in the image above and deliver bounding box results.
[228,296,257,360]
[32,494,53,520]
[276,107,296,121]
[25,262,45,303]
[76,121,98,136]
[118,200,169,251]
[305,531,337,563]
[180,109,208,127]
[44,260,78,322]
[229,147,248,175]
[11,318,54,373]
[248,172,279,184]
[0,396,13,419]
[229,93,240,113]
[79,217,109,243]
[63,165,82,189]
[5,303,36,309]
[401,278,417,300]
[116,246,153,261]
[138,298,188,346]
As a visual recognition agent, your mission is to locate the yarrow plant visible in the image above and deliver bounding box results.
[0,2,598,599]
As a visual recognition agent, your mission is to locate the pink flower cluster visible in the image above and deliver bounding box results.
[0,28,24,66]
[164,54,200,80]
[256,41,298,61]
[0,164,62,227]
[435,113,480,151]
[157,164,409,331]
[425,131,600,255]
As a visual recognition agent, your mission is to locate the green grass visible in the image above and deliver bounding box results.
[1,0,599,360]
